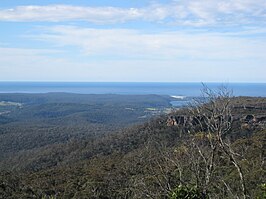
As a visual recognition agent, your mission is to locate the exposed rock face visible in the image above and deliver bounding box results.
[166,115,206,130]
[166,115,191,127]
[167,113,266,131]
[166,116,178,126]
[241,115,266,130]
[257,116,266,123]
[242,114,266,123]
[241,123,250,130]
[244,115,256,123]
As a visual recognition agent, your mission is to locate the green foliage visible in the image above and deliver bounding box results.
[42,196,57,199]
[0,95,265,198]
[169,185,208,199]
[256,183,266,199]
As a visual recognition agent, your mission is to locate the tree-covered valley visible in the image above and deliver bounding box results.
[0,92,265,199]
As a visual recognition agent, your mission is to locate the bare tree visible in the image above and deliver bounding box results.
[187,84,247,199]
[130,85,249,198]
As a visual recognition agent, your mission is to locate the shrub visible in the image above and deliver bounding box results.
[169,185,208,199]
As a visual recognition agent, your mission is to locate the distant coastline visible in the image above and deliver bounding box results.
[0,82,265,97]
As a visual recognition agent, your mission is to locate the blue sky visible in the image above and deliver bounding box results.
[0,0,266,82]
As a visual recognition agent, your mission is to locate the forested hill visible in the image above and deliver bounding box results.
[0,93,175,126]
[0,95,265,199]
[0,93,175,161]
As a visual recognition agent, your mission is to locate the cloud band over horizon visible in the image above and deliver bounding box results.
[0,0,265,82]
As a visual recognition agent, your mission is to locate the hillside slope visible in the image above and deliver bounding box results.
[0,96,265,199]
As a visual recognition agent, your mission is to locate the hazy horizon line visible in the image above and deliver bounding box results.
[0,81,266,84]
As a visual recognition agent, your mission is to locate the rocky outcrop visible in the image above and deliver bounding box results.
[241,115,266,130]
[243,115,256,123]
[166,115,191,127]
[166,115,208,129]
[166,116,178,126]
[167,113,266,132]
[257,116,266,123]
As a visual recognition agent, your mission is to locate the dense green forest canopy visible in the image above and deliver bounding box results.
[0,93,175,160]
[0,93,265,198]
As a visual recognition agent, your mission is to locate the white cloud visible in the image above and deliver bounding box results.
[30,26,266,61]
[12,25,264,82]
[0,5,145,23]
[0,0,265,26]
[1,1,266,82]
[0,46,265,82]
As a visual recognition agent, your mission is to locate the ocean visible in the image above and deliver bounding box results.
[0,82,265,97]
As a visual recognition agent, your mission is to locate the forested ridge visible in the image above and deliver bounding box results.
[0,93,265,199]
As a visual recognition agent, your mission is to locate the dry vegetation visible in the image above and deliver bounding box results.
[0,91,265,199]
